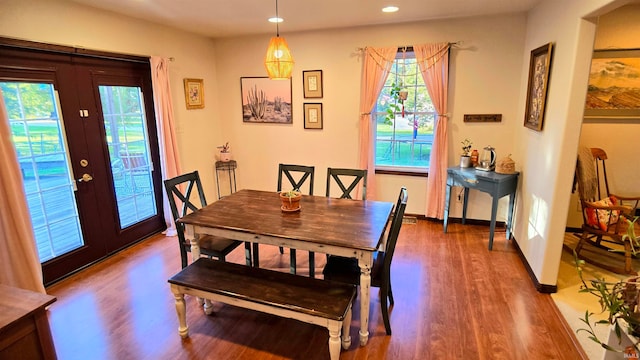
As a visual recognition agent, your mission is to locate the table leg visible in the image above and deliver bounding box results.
[252,243,260,267]
[358,257,372,346]
[488,195,499,250]
[443,184,452,233]
[506,193,516,240]
[462,187,469,224]
[186,227,206,306]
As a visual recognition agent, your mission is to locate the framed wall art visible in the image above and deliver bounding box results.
[584,49,640,119]
[523,43,553,131]
[240,77,292,124]
[303,103,323,129]
[184,78,204,109]
[303,70,323,98]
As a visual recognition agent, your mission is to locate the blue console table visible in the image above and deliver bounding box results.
[443,167,519,250]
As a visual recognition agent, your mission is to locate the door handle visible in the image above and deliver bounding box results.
[77,173,93,182]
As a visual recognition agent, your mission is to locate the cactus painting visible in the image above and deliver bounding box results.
[241,77,292,123]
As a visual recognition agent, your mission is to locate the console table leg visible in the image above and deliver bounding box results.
[507,193,516,239]
[443,184,452,232]
[462,187,470,224]
[488,196,499,250]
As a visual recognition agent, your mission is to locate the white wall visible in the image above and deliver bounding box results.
[213,15,527,215]
[0,0,224,197]
[565,3,640,228]
[512,0,619,286]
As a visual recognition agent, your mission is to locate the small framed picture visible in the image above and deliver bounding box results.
[303,103,323,129]
[303,70,323,98]
[184,78,204,109]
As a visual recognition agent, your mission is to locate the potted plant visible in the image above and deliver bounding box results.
[217,142,231,162]
[280,189,302,212]
[384,82,406,125]
[460,138,473,168]
[575,215,640,355]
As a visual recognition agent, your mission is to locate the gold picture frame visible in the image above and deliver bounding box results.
[524,43,553,131]
[183,78,204,109]
[303,103,323,129]
[303,70,323,98]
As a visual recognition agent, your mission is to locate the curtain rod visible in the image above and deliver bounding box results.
[358,41,462,52]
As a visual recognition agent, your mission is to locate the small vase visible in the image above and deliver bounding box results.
[460,156,471,168]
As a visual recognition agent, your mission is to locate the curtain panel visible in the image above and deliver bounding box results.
[150,57,182,236]
[358,47,397,200]
[0,90,46,293]
[415,43,450,219]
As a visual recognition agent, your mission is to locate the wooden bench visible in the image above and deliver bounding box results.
[168,258,357,360]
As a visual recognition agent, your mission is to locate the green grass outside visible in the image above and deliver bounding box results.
[376,124,432,167]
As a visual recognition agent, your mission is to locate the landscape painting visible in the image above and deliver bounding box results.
[584,49,640,118]
[240,77,292,123]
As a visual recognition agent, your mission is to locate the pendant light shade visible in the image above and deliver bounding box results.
[264,0,293,79]
[264,36,294,80]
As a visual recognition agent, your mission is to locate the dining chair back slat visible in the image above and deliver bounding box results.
[326,168,367,200]
[277,164,315,195]
[275,164,316,276]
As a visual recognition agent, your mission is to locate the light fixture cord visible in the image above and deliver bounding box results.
[275,0,280,37]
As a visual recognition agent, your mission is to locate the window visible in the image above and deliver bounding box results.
[374,50,435,173]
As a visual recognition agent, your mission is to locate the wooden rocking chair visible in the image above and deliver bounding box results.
[573,147,640,275]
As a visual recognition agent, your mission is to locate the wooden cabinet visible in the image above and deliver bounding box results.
[0,284,57,360]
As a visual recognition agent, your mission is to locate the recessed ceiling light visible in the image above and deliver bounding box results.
[382,6,399,13]
[268,17,283,23]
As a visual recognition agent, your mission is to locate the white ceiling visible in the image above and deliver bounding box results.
[65,0,541,39]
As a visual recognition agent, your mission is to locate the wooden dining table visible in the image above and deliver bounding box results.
[178,189,394,346]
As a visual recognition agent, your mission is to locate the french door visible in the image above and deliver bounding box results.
[0,43,165,285]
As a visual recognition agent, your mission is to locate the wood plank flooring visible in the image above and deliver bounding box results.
[45,220,586,360]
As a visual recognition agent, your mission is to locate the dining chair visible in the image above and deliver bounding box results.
[164,170,251,269]
[277,164,316,277]
[322,187,408,335]
[326,167,367,200]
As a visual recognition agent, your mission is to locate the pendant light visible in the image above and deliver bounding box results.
[264,0,294,79]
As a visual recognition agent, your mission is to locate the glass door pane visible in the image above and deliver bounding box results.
[99,85,157,229]
[1,81,84,262]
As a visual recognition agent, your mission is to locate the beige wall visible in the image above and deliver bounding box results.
[512,0,620,285]
[566,3,640,228]
[214,15,527,215]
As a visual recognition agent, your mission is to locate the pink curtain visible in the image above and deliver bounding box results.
[150,57,182,236]
[0,90,46,293]
[414,43,450,219]
[358,47,397,199]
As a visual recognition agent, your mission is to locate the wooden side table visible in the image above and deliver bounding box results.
[0,284,57,359]
[443,167,519,250]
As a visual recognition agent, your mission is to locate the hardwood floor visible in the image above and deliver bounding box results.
[45,220,586,360]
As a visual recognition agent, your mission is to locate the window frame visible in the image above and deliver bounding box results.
[373,49,435,175]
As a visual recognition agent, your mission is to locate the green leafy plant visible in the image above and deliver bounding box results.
[574,216,640,353]
[281,189,301,204]
[384,82,404,126]
[461,138,472,156]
